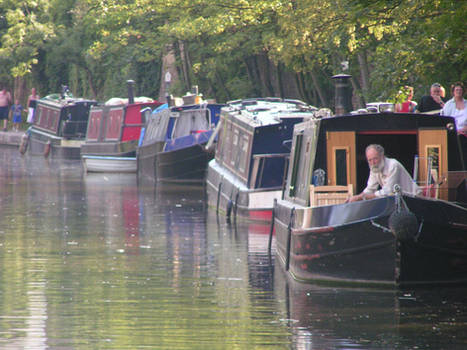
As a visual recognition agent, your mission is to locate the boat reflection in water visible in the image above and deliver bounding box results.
[84,173,141,254]
[274,263,467,349]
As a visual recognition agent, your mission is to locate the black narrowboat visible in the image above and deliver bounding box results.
[25,91,97,159]
[274,112,467,288]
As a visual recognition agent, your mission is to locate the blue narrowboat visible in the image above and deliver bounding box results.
[137,102,224,183]
[206,98,317,222]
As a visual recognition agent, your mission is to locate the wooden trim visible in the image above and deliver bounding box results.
[326,131,356,187]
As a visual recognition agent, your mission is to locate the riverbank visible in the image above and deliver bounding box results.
[0,130,23,147]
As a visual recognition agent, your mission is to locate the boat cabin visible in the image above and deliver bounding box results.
[32,94,97,138]
[140,103,223,151]
[214,98,317,189]
[284,112,466,207]
[82,101,161,156]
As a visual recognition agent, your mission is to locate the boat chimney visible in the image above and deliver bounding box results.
[332,74,352,115]
[127,80,135,105]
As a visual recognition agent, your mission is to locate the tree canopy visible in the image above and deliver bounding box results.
[0,0,465,109]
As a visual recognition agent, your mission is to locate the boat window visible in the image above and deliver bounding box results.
[222,121,233,165]
[215,120,225,164]
[335,148,348,186]
[230,129,239,167]
[238,134,250,174]
[289,132,303,197]
[427,146,440,174]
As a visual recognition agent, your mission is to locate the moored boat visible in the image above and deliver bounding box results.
[137,100,224,183]
[81,81,161,173]
[24,88,97,159]
[273,111,467,288]
[206,98,317,222]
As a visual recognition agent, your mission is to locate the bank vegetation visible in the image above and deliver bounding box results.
[0,0,465,109]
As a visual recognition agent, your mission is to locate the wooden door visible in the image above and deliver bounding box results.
[418,129,448,199]
[326,131,356,189]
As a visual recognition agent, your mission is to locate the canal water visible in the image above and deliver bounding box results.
[0,147,466,349]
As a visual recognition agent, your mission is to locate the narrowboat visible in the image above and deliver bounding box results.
[24,89,97,159]
[273,112,467,288]
[137,101,224,183]
[206,98,317,222]
[81,89,161,173]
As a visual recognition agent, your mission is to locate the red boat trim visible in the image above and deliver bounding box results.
[358,130,417,135]
[249,210,272,221]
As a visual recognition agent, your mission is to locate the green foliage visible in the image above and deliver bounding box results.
[0,0,465,106]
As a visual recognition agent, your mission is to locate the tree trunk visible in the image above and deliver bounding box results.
[277,63,284,98]
[350,76,365,108]
[215,70,231,101]
[13,76,27,105]
[310,69,327,107]
[243,57,261,96]
[357,50,370,101]
[159,43,180,103]
[177,40,191,91]
[259,54,275,96]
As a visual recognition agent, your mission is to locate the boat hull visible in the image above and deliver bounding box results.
[137,141,211,183]
[274,195,467,288]
[82,155,136,173]
[28,129,83,159]
[206,160,281,222]
[158,143,212,182]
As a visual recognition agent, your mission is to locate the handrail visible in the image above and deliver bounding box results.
[252,153,289,159]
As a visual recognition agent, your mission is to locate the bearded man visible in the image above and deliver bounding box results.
[347,144,419,202]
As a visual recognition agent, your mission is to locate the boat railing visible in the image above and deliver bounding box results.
[250,153,289,189]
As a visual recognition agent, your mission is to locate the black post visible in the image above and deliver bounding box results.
[332,74,352,115]
[127,80,135,105]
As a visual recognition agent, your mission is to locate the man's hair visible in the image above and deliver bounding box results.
[366,144,385,156]
[431,83,441,88]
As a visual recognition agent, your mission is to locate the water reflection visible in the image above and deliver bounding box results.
[274,260,467,349]
[0,148,466,349]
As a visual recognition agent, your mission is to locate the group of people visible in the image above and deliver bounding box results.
[0,87,39,132]
[396,82,467,136]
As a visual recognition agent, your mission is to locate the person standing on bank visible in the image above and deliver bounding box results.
[27,87,40,124]
[347,144,419,202]
[0,87,12,131]
[416,83,446,113]
[10,99,23,132]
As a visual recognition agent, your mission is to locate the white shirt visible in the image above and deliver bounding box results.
[441,98,467,133]
[363,157,419,196]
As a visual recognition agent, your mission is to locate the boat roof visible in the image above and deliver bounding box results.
[223,98,317,127]
[40,94,96,106]
[317,111,456,130]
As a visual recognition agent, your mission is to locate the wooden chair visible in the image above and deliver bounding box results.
[309,184,354,207]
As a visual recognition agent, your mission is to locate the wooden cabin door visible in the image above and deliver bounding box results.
[418,129,448,200]
[326,131,356,187]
